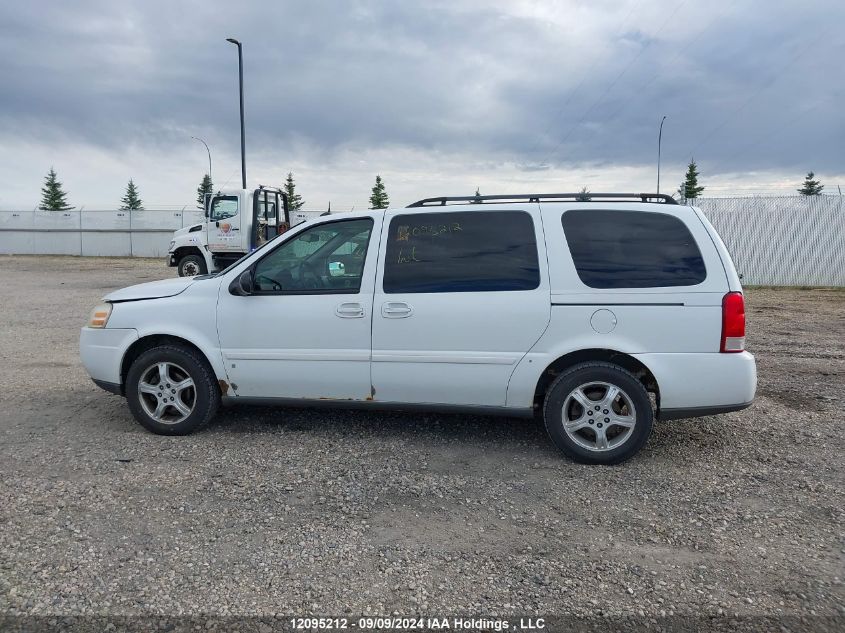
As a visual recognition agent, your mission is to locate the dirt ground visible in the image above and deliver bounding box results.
[0,255,842,630]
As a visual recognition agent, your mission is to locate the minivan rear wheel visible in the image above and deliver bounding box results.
[543,362,653,465]
[125,345,220,435]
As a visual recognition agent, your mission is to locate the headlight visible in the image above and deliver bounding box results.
[169,240,176,250]
[88,303,112,328]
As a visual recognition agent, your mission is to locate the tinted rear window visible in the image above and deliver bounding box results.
[383,211,540,293]
[561,209,706,288]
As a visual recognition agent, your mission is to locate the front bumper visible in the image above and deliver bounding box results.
[80,327,139,392]
[167,252,177,267]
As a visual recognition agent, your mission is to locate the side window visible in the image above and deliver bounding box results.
[383,211,540,293]
[210,196,239,221]
[561,209,706,289]
[253,218,374,293]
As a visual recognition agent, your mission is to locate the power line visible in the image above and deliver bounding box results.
[522,0,646,160]
[682,25,834,161]
[596,1,734,131]
[716,102,821,168]
[536,0,690,168]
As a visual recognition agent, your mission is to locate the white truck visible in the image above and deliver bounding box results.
[167,186,320,276]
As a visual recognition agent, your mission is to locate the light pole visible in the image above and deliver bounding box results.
[657,115,667,194]
[190,136,212,183]
[226,37,246,190]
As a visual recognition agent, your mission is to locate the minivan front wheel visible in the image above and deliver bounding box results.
[543,362,653,465]
[125,345,219,435]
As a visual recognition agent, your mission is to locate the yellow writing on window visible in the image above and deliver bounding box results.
[401,222,462,238]
[397,246,421,264]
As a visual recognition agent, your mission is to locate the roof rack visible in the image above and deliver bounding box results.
[406,192,677,207]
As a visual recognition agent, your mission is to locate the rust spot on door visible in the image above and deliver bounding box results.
[218,379,230,395]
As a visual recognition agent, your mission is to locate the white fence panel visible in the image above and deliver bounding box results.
[1,199,843,285]
[182,210,205,226]
[80,210,131,256]
[697,196,845,286]
[0,211,36,253]
[32,210,80,255]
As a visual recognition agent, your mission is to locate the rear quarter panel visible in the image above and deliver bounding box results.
[506,203,732,409]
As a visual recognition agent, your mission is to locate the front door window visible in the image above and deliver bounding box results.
[253,219,373,293]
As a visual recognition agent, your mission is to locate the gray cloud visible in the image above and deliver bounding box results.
[0,0,842,204]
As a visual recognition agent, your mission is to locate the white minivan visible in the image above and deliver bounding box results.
[80,193,756,464]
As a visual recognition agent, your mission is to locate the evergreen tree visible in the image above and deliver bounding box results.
[797,171,824,196]
[39,168,73,210]
[682,159,705,200]
[369,175,389,209]
[576,186,591,201]
[196,174,213,210]
[472,187,483,203]
[119,178,143,210]
[284,172,304,210]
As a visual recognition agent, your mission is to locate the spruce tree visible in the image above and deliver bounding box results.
[196,174,213,209]
[576,186,591,201]
[120,178,143,210]
[369,175,389,209]
[284,172,304,210]
[797,171,824,196]
[683,159,705,200]
[39,168,73,211]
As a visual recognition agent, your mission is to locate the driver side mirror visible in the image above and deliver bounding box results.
[228,269,254,296]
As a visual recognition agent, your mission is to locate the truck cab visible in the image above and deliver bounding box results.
[168,186,314,276]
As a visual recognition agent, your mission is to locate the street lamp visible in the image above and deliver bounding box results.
[226,37,246,190]
[190,136,212,183]
[657,115,667,194]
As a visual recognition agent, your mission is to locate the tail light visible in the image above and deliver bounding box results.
[721,292,745,352]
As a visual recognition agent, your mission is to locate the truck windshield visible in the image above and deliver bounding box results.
[210,196,239,221]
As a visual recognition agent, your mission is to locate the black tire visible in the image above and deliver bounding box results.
[125,345,220,435]
[177,254,207,277]
[543,362,653,465]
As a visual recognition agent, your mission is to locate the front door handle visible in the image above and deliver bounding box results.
[336,302,365,318]
[382,302,413,318]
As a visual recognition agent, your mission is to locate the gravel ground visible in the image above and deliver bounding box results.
[0,255,843,630]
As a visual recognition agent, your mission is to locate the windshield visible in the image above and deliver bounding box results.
[210,196,239,221]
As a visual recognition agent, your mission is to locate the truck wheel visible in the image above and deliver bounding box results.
[125,345,220,435]
[177,254,207,277]
[543,362,653,465]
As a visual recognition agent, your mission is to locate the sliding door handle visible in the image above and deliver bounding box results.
[382,302,413,318]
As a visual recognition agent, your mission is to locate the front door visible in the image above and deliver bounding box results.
[208,194,242,253]
[217,215,380,399]
[371,208,551,406]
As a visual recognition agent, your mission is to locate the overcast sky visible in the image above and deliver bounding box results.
[0,0,842,209]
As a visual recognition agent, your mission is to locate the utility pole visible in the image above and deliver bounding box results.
[657,115,667,194]
[226,38,246,190]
